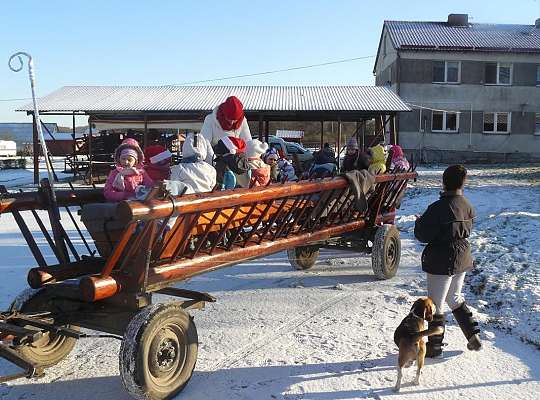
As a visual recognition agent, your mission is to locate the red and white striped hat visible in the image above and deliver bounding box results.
[144,145,173,164]
[220,136,246,154]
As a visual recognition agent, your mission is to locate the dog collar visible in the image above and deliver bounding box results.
[409,312,423,320]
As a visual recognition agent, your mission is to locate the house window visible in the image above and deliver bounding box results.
[432,111,459,132]
[433,61,460,83]
[535,113,540,135]
[485,62,512,85]
[483,112,511,134]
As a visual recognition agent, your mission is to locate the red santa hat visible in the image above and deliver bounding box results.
[217,96,245,131]
[144,145,172,164]
[220,136,246,154]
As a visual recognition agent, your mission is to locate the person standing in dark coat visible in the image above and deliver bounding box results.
[414,164,482,358]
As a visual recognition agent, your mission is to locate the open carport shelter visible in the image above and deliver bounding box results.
[17,85,410,183]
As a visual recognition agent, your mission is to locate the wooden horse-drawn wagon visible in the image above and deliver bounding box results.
[0,169,415,399]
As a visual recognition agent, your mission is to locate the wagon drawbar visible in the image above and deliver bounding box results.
[0,169,415,399]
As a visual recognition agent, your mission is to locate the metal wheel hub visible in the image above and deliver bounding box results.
[386,239,397,265]
[156,338,177,371]
[148,325,187,383]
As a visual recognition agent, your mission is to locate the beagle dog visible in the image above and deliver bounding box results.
[393,297,443,392]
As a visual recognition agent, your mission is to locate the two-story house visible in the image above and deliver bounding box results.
[374,14,540,162]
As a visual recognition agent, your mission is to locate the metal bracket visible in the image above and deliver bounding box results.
[0,343,44,383]
[155,287,216,303]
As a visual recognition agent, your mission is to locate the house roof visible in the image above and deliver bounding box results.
[384,20,540,53]
[16,85,410,115]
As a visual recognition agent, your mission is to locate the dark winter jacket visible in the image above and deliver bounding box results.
[343,150,371,172]
[313,147,336,165]
[214,153,249,188]
[414,190,475,276]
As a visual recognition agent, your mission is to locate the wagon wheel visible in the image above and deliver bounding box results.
[9,288,79,368]
[287,245,320,270]
[120,303,198,400]
[371,224,401,280]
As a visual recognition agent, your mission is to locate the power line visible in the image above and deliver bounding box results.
[0,97,32,102]
[0,54,376,101]
[406,102,463,114]
[170,55,376,85]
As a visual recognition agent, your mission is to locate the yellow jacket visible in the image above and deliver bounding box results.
[368,144,387,175]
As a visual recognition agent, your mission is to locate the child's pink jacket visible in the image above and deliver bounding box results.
[103,167,153,202]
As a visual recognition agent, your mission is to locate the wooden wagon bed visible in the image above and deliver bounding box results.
[0,169,416,399]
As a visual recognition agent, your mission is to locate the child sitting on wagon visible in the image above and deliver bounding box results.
[245,139,270,187]
[213,136,249,189]
[389,145,410,171]
[165,132,216,195]
[144,144,173,181]
[368,143,387,175]
[103,138,153,202]
[263,148,297,182]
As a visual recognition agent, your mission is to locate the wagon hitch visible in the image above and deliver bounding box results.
[0,344,44,383]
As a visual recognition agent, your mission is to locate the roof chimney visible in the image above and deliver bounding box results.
[535,18,540,28]
[447,14,469,27]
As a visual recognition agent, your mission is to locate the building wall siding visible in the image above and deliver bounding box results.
[511,111,535,134]
[461,61,484,84]
[513,63,538,86]
[400,59,432,83]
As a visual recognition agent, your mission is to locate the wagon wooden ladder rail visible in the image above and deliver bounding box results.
[0,169,416,400]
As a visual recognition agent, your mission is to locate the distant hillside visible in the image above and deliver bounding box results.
[57,125,87,133]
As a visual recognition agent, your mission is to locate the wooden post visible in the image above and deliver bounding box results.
[88,119,93,184]
[72,113,76,178]
[258,115,264,141]
[32,114,39,184]
[320,121,324,149]
[361,120,366,151]
[390,115,397,145]
[337,118,342,172]
[264,120,269,143]
[143,115,148,148]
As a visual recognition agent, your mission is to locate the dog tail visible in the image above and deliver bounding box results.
[413,326,444,341]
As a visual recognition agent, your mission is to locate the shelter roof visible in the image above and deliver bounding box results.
[17,85,410,115]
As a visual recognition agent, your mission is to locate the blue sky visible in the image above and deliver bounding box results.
[1,0,537,125]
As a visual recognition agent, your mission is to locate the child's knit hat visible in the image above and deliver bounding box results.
[115,138,144,165]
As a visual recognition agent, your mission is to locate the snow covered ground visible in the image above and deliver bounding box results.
[0,164,539,399]
[0,157,73,189]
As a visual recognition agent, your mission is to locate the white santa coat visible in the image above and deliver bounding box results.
[166,133,216,196]
[200,106,252,162]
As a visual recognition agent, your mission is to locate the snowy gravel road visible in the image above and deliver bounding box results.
[1,165,539,399]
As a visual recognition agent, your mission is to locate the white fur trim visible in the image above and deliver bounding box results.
[221,136,237,154]
[245,139,269,158]
[149,150,172,164]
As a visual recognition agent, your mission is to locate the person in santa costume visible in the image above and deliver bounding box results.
[201,96,252,162]
[143,144,173,181]
[103,138,153,202]
[213,136,250,189]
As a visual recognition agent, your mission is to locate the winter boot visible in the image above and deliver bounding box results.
[452,303,482,351]
[425,313,445,358]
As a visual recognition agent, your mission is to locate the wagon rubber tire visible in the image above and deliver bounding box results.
[9,288,79,368]
[120,303,198,400]
[371,224,401,280]
[287,246,319,270]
